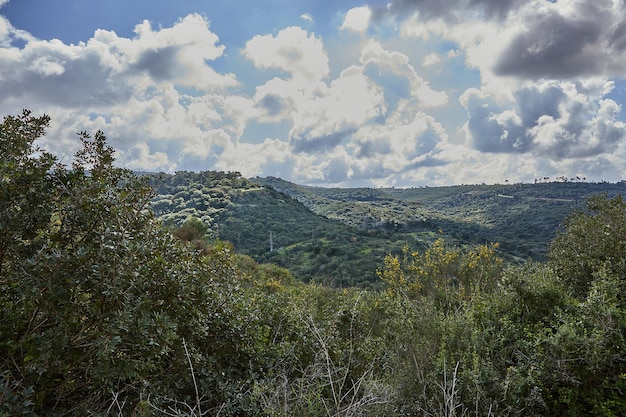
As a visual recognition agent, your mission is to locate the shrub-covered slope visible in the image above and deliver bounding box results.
[151,172,413,287]
[151,172,626,286]
[3,111,625,416]
[254,176,626,261]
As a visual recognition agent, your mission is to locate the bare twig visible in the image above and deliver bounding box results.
[183,338,202,415]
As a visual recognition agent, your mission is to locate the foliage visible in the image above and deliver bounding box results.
[149,170,249,234]
[0,110,55,276]
[2,110,625,416]
[0,113,270,415]
[549,193,626,298]
[378,238,503,309]
[152,172,626,288]
[376,200,626,416]
[152,172,413,287]
[255,176,626,261]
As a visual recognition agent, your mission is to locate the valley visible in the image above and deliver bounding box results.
[150,171,626,287]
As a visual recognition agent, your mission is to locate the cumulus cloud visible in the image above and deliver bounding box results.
[371,0,527,24]
[300,13,314,24]
[243,26,329,82]
[282,100,454,186]
[246,38,449,168]
[0,13,235,111]
[341,6,372,33]
[351,111,449,175]
[0,37,131,108]
[0,14,251,176]
[460,80,626,159]
[392,0,626,81]
[494,0,626,79]
[390,0,626,185]
[290,66,387,153]
[120,142,173,172]
[0,13,248,174]
[422,52,441,66]
[238,36,457,185]
[128,15,233,88]
[360,40,447,109]
[214,138,293,178]
[2,2,624,187]
[251,77,296,124]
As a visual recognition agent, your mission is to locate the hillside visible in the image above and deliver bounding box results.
[6,112,626,416]
[253,176,626,260]
[150,171,626,287]
[150,172,409,287]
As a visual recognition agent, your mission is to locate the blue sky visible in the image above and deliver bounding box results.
[1,0,626,186]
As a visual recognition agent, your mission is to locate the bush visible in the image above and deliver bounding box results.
[549,194,626,298]
[0,113,267,415]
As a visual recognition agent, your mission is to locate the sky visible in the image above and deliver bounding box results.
[1,0,626,187]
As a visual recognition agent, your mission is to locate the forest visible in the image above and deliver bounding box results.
[1,110,625,416]
[152,167,626,288]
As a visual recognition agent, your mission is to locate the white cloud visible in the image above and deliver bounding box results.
[0,15,11,42]
[399,0,626,91]
[237,37,458,185]
[493,0,626,79]
[2,3,625,187]
[0,13,245,174]
[252,77,296,123]
[243,26,329,82]
[385,0,626,184]
[341,6,372,33]
[288,66,386,153]
[300,13,314,24]
[400,15,448,40]
[0,13,235,113]
[29,55,66,76]
[422,53,441,67]
[127,14,237,89]
[360,40,448,108]
[121,142,173,172]
[460,79,626,163]
[215,138,293,178]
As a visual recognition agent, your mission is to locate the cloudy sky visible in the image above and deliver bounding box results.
[1,0,626,186]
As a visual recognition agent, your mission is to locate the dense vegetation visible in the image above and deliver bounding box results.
[151,172,412,287]
[254,176,626,262]
[2,111,625,416]
[151,171,626,287]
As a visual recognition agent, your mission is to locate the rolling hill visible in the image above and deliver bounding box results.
[150,171,626,287]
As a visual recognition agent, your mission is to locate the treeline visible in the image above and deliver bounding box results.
[1,111,625,416]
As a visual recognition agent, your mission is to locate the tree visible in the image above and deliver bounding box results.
[0,110,55,275]
[0,112,265,415]
[549,193,626,298]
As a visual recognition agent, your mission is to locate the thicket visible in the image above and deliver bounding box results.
[1,111,625,416]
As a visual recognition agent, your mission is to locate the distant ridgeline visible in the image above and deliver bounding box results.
[149,171,626,287]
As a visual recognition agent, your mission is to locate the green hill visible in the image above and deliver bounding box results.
[253,176,626,260]
[150,172,626,287]
[150,172,408,287]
